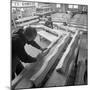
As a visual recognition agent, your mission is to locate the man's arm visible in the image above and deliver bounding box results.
[27,40,42,50]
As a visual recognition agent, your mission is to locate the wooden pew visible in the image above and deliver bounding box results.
[56,31,80,75]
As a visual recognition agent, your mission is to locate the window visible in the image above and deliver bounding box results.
[74,5,78,9]
[68,4,78,9]
[68,5,73,8]
[35,2,38,8]
[56,4,61,8]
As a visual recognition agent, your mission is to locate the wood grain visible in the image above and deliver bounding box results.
[56,31,80,74]
[30,33,70,87]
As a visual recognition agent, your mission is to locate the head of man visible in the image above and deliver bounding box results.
[23,26,37,41]
[47,16,52,21]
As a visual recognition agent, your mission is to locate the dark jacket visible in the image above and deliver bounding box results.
[12,29,41,73]
[45,20,53,29]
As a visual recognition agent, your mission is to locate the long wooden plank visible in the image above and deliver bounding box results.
[37,31,58,42]
[56,31,80,74]
[16,16,39,23]
[36,11,54,16]
[17,19,39,27]
[69,24,88,29]
[69,25,88,32]
[31,25,59,36]
[69,22,88,26]
[53,24,76,33]
[30,33,71,87]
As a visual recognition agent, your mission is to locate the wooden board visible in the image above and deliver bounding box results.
[53,24,76,33]
[17,19,39,27]
[30,34,70,87]
[31,25,59,36]
[56,31,80,74]
[37,31,59,42]
[16,16,39,23]
[69,24,88,29]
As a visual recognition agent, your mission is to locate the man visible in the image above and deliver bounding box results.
[44,16,53,29]
[12,26,45,80]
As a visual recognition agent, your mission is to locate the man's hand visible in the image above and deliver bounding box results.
[41,48,47,52]
[37,48,50,61]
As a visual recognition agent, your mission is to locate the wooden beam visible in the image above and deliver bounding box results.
[16,16,39,22]
[37,31,58,42]
[31,25,59,36]
[69,24,88,29]
[69,22,88,27]
[30,33,71,87]
[53,23,76,33]
[16,16,39,23]
[56,31,80,75]
[17,19,39,27]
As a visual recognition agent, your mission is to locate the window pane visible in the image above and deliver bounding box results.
[56,4,61,8]
[68,5,73,8]
[74,5,78,8]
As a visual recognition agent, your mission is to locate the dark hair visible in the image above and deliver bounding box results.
[23,27,37,39]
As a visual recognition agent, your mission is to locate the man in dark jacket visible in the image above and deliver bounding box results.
[12,27,44,80]
[44,16,53,29]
